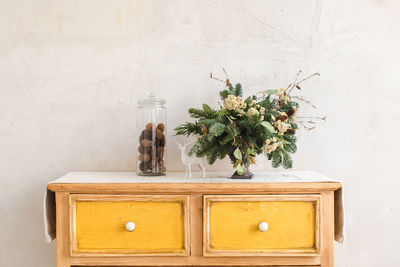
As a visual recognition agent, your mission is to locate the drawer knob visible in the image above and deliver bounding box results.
[125,221,136,232]
[258,222,269,232]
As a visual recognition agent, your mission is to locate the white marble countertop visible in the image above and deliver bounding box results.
[48,171,339,184]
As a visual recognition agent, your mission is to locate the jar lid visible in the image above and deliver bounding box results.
[137,92,165,105]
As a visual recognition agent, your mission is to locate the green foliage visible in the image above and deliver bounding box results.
[236,164,245,175]
[219,89,231,99]
[261,121,276,133]
[208,123,226,138]
[188,107,217,119]
[174,76,306,170]
[271,150,281,168]
[174,122,202,136]
[233,83,243,97]
[219,83,243,99]
[233,148,242,160]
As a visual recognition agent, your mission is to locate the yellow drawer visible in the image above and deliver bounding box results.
[70,195,190,256]
[203,195,320,256]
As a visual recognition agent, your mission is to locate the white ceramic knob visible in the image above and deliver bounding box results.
[258,222,269,232]
[125,221,136,232]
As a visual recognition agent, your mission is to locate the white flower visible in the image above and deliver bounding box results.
[276,88,290,104]
[275,120,289,135]
[264,137,282,154]
[277,88,286,97]
[260,107,265,114]
[246,107,259,117]
[223,95,246,111]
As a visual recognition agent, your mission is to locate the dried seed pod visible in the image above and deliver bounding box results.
[141,139,153,147]
[276,114,288,122]
[138,145,144,154]
[157,146,164,158]
[139,161,149,172]
[138,153,151,162]
[143,153,151,162]
[145,122,154,131]
[142,130,153,140]
[157,123,165,132]
[286,128,296,135]
[139,145,152,154]
[159,137,165,147]
[286,107,297,117]
[156,128,164,140]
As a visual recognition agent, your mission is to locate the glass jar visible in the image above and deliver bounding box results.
[136,93,167,176]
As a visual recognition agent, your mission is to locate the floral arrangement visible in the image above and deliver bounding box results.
[174,70,324,178]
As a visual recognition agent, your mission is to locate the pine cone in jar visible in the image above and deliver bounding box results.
[141,130,152,140]
[138,153,151,162]
[156,128,164,140]
[157,123,165,132]
[145,122,154,131]
[141,139,153,148]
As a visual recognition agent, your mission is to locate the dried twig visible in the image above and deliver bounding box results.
[299,121,316,130]
[288,72,320,95]
[297,116,327,121]
[210,72,225,83]
[298,120,316,124]
[222,68,229,80]
[296,72,320,86]
[287,70,302,92]
[291,95,317,109]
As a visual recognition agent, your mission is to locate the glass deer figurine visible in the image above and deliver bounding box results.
[176,138,206,178]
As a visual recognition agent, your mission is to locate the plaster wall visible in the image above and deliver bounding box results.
[0,0,399,266]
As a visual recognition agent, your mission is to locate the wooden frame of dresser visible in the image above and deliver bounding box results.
[49,182,341,267]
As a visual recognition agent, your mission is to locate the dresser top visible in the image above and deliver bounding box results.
[49,171,338,183]
[47,171,341,192]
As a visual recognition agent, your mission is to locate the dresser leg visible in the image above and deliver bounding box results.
[56,192,71,267]
[320,191,334,267]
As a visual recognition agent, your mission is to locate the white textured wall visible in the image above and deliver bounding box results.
[1,0,399,266]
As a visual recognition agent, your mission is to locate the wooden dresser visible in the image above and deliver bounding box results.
[47,171,342,267]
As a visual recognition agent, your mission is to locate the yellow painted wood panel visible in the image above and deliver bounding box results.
[75,200,185,253]
[209,201,316,251]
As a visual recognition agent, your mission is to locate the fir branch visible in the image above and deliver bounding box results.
[233,83,243,97]
[188,108,217,119]
[174,122,202,136]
